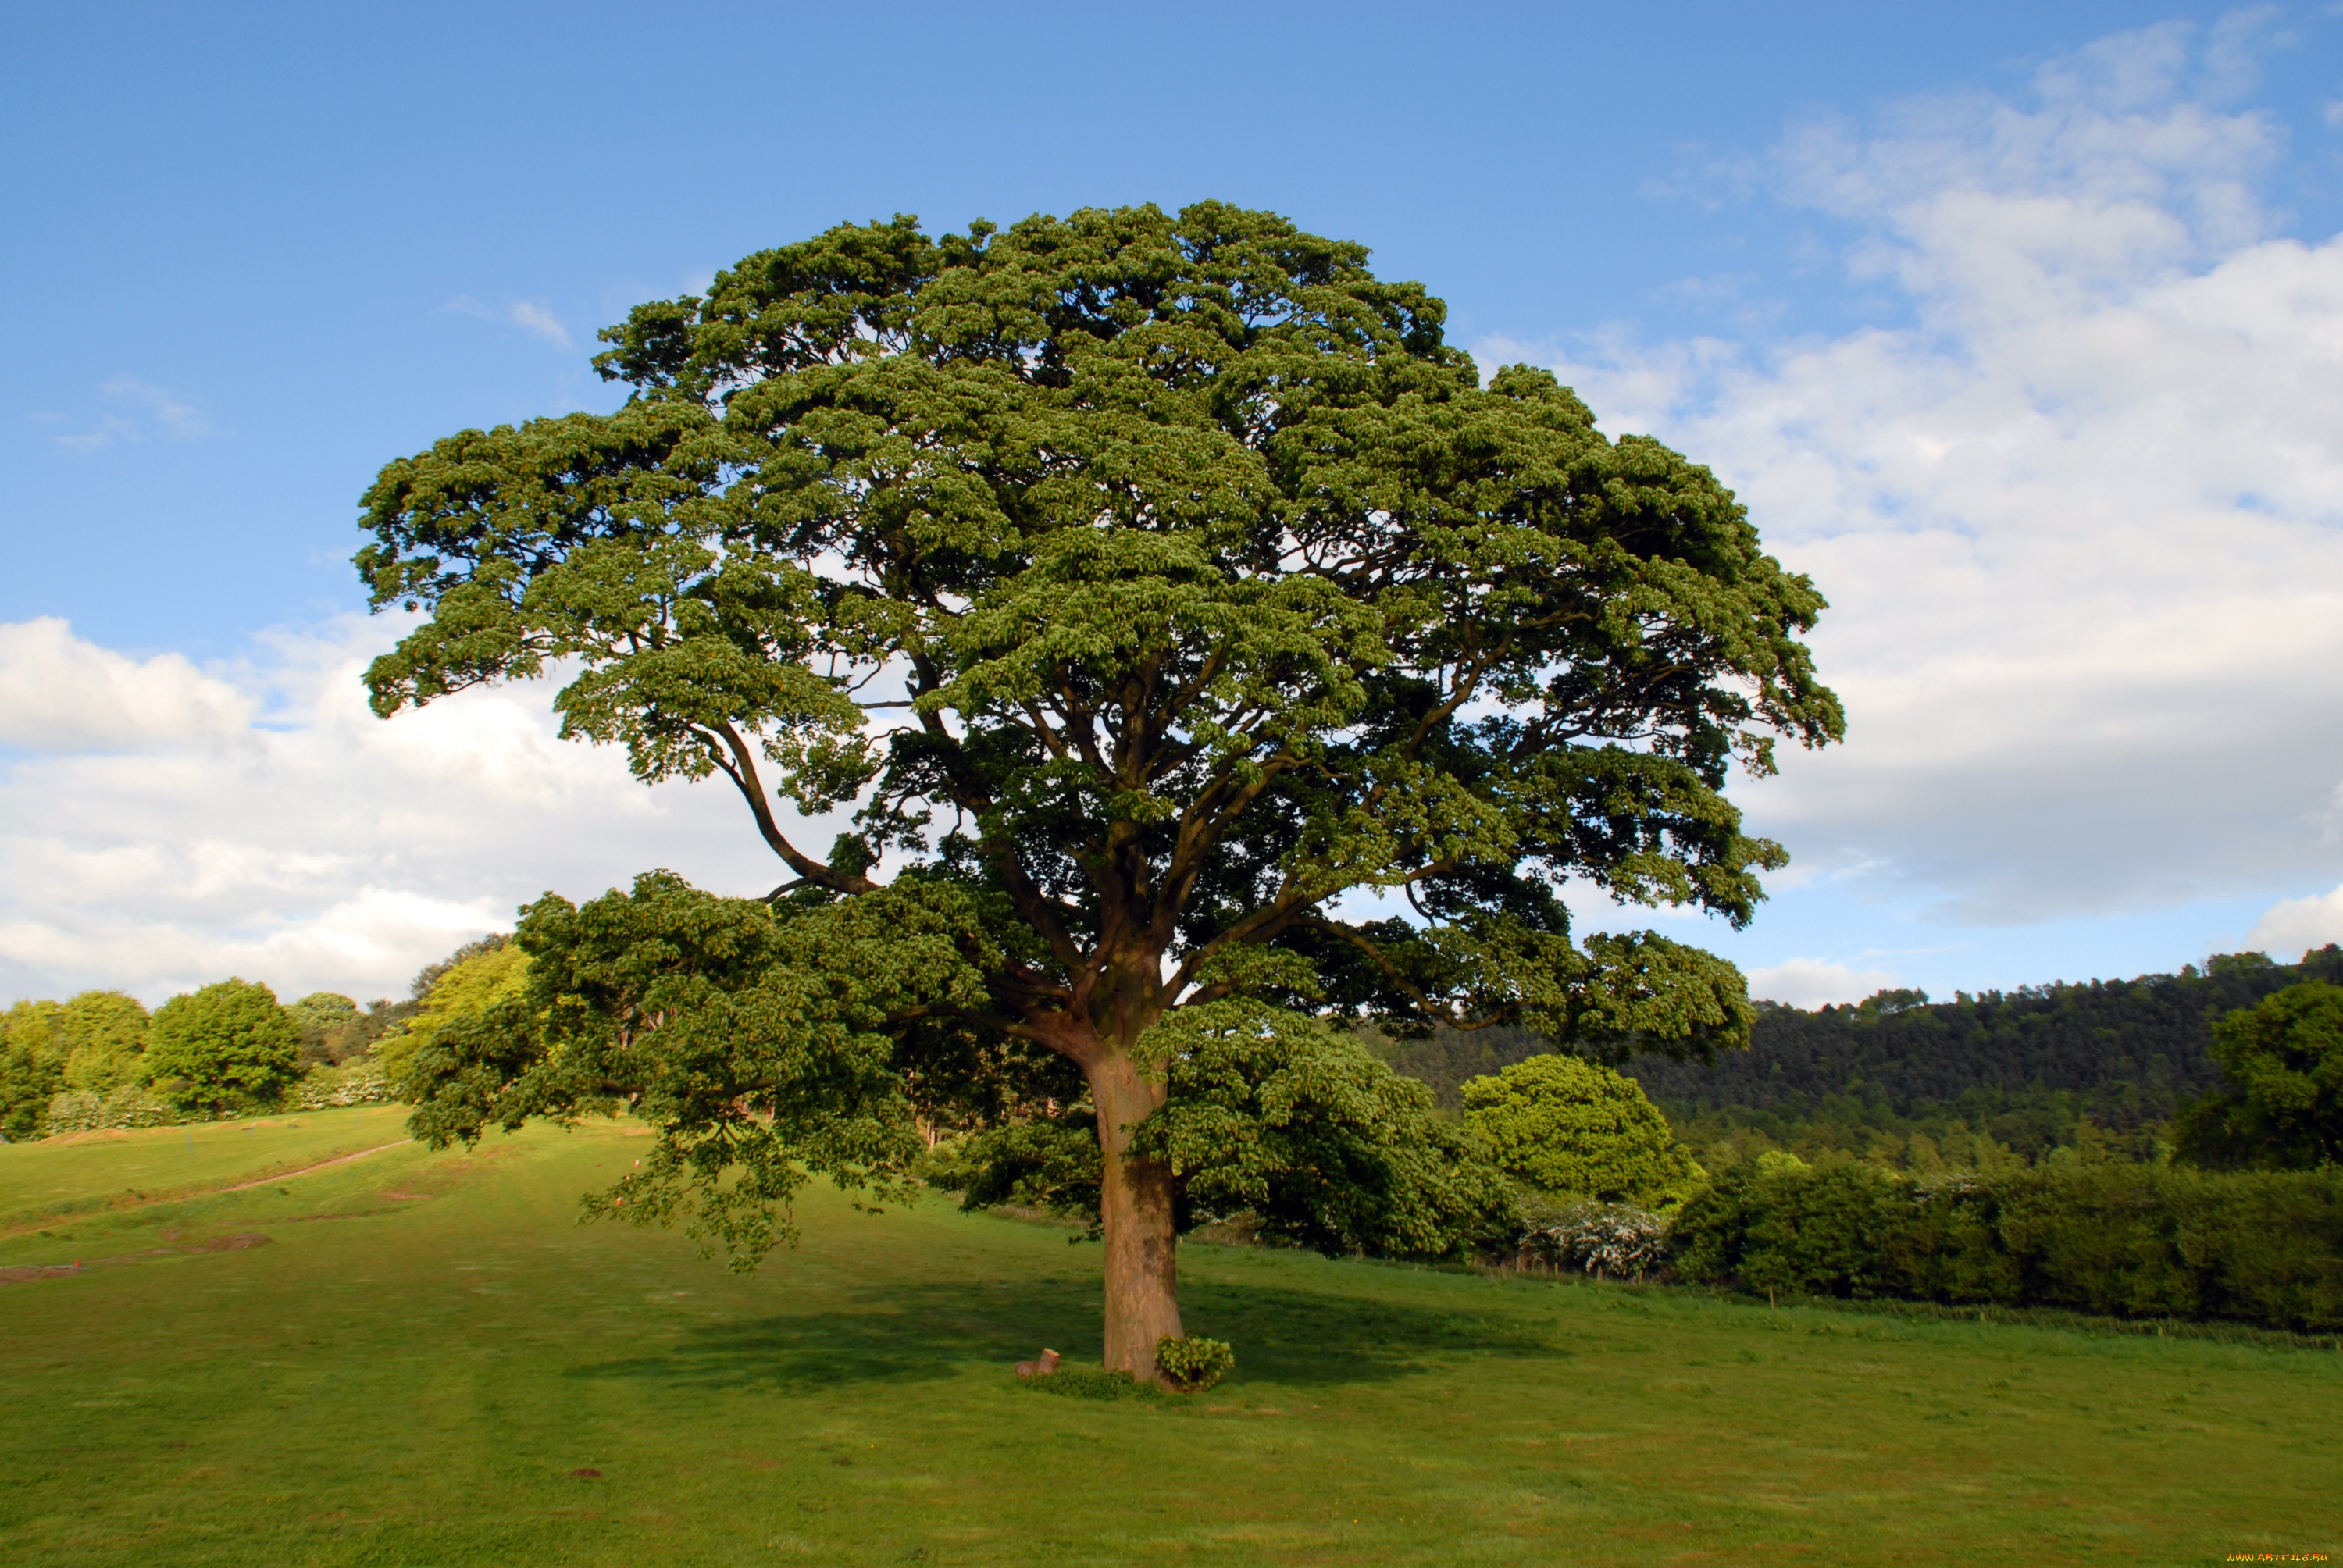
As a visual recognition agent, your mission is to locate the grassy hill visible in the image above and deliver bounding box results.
[2,1110,2337,1566]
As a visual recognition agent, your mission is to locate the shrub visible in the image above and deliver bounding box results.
[1519,1200,1671,1279]
[1,1000,71,1139]
[1672,1159,2343,1331]
[1155,1335,1236,1392]
[43,1091,103,1135]
[287,1059,395,1109]
[42,1084,183,1135]
[1674,1160,1905,1299]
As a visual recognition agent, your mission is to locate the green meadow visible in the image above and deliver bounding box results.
[1,1112,2334,1566]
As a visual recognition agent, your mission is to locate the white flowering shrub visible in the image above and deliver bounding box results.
[45,1092,104,1135]
[42,1085,182,1135]
[1520,1200,1672,1280]
[288,1059,394,1109]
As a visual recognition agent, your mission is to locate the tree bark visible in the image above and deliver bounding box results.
[1086,1051,1183,1381]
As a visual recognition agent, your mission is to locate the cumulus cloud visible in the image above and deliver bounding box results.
[1745,957,1903,1010]
[2246,882,2343,959]
[0,619,256,751]
[1487,21,2343,928]
[0,617,842,1007]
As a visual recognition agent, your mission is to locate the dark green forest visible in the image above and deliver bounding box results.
[1374,946,2343,1165]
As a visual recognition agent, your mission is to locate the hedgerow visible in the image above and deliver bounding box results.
[1671,1160,2343,1331]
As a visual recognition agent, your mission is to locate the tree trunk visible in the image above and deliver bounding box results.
[1086,1051,1183,1381]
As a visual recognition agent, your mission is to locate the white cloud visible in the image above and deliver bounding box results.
[440,294,574,350]
[1486,21,2343,928]
[2245,883,2343,959]
[0,619,255,750]
[50,376,220,454]
[0,616,844,1008]
[1744,957,1903,1009]
[505,301,574,350]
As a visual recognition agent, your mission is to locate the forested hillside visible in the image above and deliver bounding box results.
[1374,946,2343,1161]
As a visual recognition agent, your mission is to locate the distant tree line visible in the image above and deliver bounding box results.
[0,935,525,1139]
[1371,946,2343,1167]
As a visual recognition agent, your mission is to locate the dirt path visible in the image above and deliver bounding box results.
[222,1139,413,1191]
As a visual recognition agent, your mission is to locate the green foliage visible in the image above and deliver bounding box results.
[358,204,1838,1050]
[379,940,532,1093]
[57,992,150,1094]
[0,1000,71,1139]
[930,1002,1516,1260]
[1461,1053,1703,1206]
[2174,981,2343,1171]
[403,871,1008,1263]
[143,978,301,1112]
[923,1117,1104,1228]
[1155,1335,1236,1392]
[1135,1003,1514,1258]
[288,992,360,1067]
[1672,1160,2343,1330]
[1018,1367,1167,1402]
[289,992,359,1033]
[1385,945,2343,1163]
[358,205,1839,1351]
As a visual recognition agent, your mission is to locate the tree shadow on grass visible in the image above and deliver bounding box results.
[562,1273,1567,1393]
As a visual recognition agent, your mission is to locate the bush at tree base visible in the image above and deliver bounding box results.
[1155,1336,1236,1392]
[1671,1160,2343,1331]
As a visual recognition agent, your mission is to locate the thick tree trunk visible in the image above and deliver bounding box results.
[1086,1051,1183,1381]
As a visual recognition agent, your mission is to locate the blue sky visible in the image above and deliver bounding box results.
[4,2,2342,1007]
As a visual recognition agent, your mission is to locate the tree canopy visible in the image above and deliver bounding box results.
[58,991,149,1093]
[2175,981,2343,1171]
[378,939,530,1093]
[145,979,300,1112]
[361,202,1840,1375]
[1462,1053,1703,1206]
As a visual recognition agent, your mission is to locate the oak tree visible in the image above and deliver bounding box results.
[360,203,1840,1377]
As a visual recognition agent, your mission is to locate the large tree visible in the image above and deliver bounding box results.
[144,978,300,1111]
[360,203,1840,1378]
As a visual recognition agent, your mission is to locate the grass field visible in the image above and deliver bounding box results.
[1,1112,2335,1566]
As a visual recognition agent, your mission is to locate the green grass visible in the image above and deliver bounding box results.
[0,1114,2335,1566]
